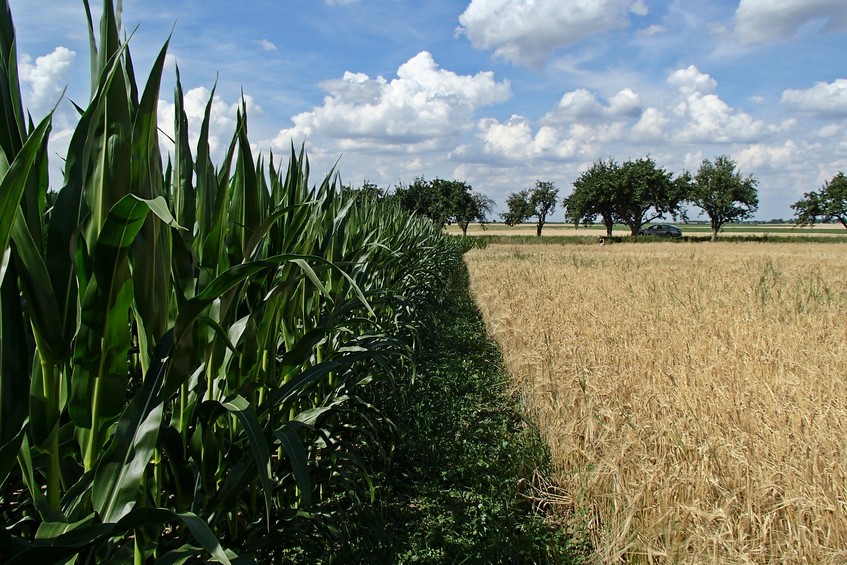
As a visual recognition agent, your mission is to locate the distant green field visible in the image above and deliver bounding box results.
[671,223,847,234]
[447,222,847,237]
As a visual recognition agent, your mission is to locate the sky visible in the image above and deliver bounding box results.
[7,0,847,221]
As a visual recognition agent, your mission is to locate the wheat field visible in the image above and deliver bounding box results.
[465,242,847,564]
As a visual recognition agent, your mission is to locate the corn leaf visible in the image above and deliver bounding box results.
[274,423,312,508]
[221,395,273,529]
[92,330,172,523]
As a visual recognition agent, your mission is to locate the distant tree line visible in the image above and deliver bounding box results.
[348,158,847,239]
[560,155,758,241]
[346,178,494,236]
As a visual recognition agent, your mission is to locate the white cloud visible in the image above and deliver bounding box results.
[477,64,770,172]
[632,107,669,140]
[781,78,847,116]
[638,24,666,37]
[665,65,765,143]
[158,87,263,160]
[675,93,763,143]
[735,0,847,45]
[259,39,277,51]
[667,65,716,96]
[478,113,631,162]
[270,51,511,151]
[551,89,604,119]
[18,46,75,114]
[607,88,642,117]
[458,0,648,66]
[544,87,642,124]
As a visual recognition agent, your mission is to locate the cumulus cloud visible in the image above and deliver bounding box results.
[457,0,648,66]
[781,79,847,116]
[550,89,604,120]
[675,93,763,143]
[667,65,717,96]
[476,64,771,170]
[631,107,670,140]
[477,113,633,162]
[543,87,643,124]
[735,0,847,45]
[607,88,642,117]
[736,141,804,173]
[270,51,511,151]
[158,87,263,159]
[666,66,764,143]
[18,46,75,113]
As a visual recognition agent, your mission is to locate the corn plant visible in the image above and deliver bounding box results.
[0,1,460,562]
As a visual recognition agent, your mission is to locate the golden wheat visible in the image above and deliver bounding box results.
[465,242,847,564]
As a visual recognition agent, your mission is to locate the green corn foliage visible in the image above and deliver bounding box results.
[0,0,462,562]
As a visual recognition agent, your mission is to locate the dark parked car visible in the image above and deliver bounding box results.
[637,224,682,237]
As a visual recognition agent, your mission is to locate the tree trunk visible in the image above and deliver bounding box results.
[630,224,639,236]
[536,221,543,237]
[604,218,613,237]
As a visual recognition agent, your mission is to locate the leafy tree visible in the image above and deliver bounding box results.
[566,157,685,236]
[687,155,758,241]
[529,181,559,236]
[344,181,387,206]
[394,177,475,227]
[501,181,559,236]
[501,189,533,227]
[792,172,847,229]
[615,157,685,236]
[564,159,618,236]
[455,191,494,236]
[357,181,385,200]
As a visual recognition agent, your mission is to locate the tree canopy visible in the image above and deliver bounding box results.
[686,155,758,241]
[565,157,685,236]
[501,190,534,227]
[394,177,491,231]
[791,172,847,230]
[501,181,559,236]
[455,191,494,236]
[563,159,618,236]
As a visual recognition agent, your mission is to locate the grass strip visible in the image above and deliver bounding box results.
[281,256,588,563]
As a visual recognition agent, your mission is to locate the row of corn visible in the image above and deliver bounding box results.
[0,1,461,562]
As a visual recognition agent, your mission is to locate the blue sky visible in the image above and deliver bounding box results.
[7,0,847,221]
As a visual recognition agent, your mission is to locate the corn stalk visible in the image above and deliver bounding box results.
[0,0,461,562]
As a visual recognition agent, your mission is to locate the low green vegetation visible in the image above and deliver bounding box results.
[274,244,588,562]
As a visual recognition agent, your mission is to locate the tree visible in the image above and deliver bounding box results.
[792,172,847,230]
[394,177,475,227]
[455,191,494,236]
[501,189,533,227]
[615,157,685,236]
[501,181,559,236]
[564,159,618,236]
[565,156,685,236]
[687,155,758,241]
[529,181,558,236]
